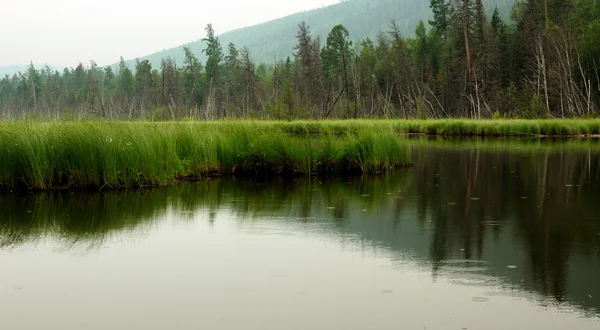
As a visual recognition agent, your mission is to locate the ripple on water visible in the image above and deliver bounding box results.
[446,274,501,287]
[472,297,490,302]
[440,259,487,265]
[538,298,567,308]
[436,258,500,287]
[438,266,489,273]
[481,221,501,226]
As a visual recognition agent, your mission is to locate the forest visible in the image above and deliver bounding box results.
[0,0,599,120]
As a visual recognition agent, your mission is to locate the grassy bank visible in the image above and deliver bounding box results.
[2,119,599,191]
[393,119,600,136]
[273,119,600,136]
[0,121,410,191]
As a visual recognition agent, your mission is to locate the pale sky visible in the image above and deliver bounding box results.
[0,0,339,67]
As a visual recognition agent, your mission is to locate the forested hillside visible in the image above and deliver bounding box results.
[132,0,432,68]
[118,0,515,69]
[1,0,598,120]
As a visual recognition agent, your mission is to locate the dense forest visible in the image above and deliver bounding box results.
[121,0,513,70]
[1,0,599,120]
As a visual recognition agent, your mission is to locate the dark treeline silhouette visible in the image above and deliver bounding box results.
[1,0,599,120]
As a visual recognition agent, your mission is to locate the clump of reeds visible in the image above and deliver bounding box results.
[389,119,600,136]
[0,121,410,191]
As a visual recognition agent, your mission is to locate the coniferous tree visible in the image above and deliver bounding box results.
[203,24,223,118]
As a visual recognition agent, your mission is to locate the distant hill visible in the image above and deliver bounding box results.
[120,0,516,69]
[3,0,516,73]
[0,65,29,77]
[0,64,62,78]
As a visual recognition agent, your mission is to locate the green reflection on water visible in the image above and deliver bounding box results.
[1,138,600,316]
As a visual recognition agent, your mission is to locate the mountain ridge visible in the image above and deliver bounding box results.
[2,0,515,75]
[120,0,514,69]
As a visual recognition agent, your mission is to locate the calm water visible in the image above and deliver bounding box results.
[1,138,600,330]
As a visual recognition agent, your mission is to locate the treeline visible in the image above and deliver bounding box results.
[1,0,599,120]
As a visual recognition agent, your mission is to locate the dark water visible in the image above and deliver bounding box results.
[1,138,600,330]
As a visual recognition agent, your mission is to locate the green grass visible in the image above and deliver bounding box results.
[2,119,599,191]
[387,119,600,136]
[408,136,600,152]
[0,121,410,191]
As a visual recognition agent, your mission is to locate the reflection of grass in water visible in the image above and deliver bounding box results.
[1,165,599,315]
[0,191,168,249]
[0,174,411,249]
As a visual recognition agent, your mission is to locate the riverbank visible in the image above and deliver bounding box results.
[2,119,600,191]
[0,121,410,191]
[275,119,600,137]
[392,119,600,137]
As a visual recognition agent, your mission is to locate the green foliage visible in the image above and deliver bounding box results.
[0,121,413,191]
[182,47,203,107]
[118,57,134,97]
[518,90,548,119]
[202,24,223,84]
[429,0,451,36]
[5,0,600,120]
[322,25,353,79]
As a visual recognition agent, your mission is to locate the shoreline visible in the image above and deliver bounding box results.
[2,119,600,192]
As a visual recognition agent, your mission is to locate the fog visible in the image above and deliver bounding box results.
[0,0,338,67]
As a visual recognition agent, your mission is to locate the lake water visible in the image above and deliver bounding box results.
[1,138,600,330]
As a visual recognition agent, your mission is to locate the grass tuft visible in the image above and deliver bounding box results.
[0,121,410,191]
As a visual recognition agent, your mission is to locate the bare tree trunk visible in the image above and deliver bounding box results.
[31,79,37,109]
[168,95,176,120]
[353,59,361,118]
[369,75,375,116]
[273,59,279,105]
[474,71,482,119]
[325,85,346,119]
[205,78,215,120]
[537,38,550,116]
[544,0,549,33]
[463,0,473,96]
[341,48,352,118]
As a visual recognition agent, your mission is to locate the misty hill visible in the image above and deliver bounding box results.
[0,65,33,77]
[122,0,515,69]
[1,0,516,74]
[0,64,62,78]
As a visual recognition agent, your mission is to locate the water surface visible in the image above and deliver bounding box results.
[1,138,600,330]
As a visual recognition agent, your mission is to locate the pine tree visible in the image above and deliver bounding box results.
[430,0,451,37]
[294,22,314,107]
[202,24,223,118]
[182,47,203,110]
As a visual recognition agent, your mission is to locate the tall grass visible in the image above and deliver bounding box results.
[392,119,600,136]
[0,121,410,191]
[2,119,598,191]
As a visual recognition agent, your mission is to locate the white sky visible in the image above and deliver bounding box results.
[0,0,339,67]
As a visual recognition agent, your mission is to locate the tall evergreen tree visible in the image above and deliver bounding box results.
[430,0,451,37]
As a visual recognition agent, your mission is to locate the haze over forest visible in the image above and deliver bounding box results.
[1,0,599,121]
[0,0,514,75]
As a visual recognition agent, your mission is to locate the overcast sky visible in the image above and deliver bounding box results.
[0,0,339,67]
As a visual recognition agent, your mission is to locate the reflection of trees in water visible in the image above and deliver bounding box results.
[412,140,600,311]
[0,175,408,248]
[0,191,168,249]
[1,140,599,312]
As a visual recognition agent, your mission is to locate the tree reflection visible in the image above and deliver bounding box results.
[1,138,599,314]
